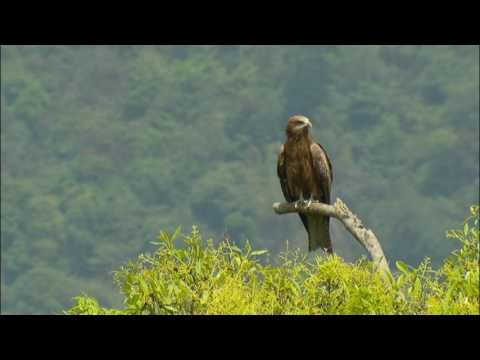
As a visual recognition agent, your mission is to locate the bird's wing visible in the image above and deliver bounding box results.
[310,142,333,203]
[277,144,292,202]
[317,142,333,183]
[307,142,333,253]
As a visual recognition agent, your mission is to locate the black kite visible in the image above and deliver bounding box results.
[277,115,333,253]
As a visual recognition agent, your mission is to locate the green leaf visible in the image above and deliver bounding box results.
[163,305,178,313]
[251,250,268,256]
[172,226,182,242]
[195,260,202,275]
[231,246,242,253]
[413,278,422,296]
[234,257,241,267]
[201,291,210,303]
[396,261,409,275]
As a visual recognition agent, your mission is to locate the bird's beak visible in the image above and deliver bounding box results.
[300,120,312,129]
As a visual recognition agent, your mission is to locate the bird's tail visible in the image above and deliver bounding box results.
[307,214,333,254]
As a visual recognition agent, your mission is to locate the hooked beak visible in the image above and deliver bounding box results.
[299,119,312,129]
[291,116,313,131]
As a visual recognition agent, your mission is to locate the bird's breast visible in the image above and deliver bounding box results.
[284,143,316,197]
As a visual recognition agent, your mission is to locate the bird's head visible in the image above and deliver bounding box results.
[286,115,312,137]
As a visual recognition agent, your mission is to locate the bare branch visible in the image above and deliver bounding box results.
[273,198,391,275]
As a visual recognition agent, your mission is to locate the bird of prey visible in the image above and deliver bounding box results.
[277,115,333,253]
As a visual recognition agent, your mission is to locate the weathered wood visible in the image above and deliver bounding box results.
[273,198,391,275]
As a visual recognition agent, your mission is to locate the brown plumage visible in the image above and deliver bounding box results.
[277,115,333,253]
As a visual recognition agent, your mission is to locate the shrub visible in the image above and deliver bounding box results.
[66,206,479,315]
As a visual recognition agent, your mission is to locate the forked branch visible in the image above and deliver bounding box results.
[273,198,391,275]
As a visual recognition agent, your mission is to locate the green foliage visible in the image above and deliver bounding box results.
[66,206,479,315]
[2,45,478,314]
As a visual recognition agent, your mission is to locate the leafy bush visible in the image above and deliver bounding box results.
[66,206,479,315]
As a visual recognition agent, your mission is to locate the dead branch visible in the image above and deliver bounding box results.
[273,198,391,275]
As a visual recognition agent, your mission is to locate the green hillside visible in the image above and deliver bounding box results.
[1,45,479,314]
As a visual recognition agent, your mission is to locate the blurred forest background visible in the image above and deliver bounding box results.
[1,45,478,314]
